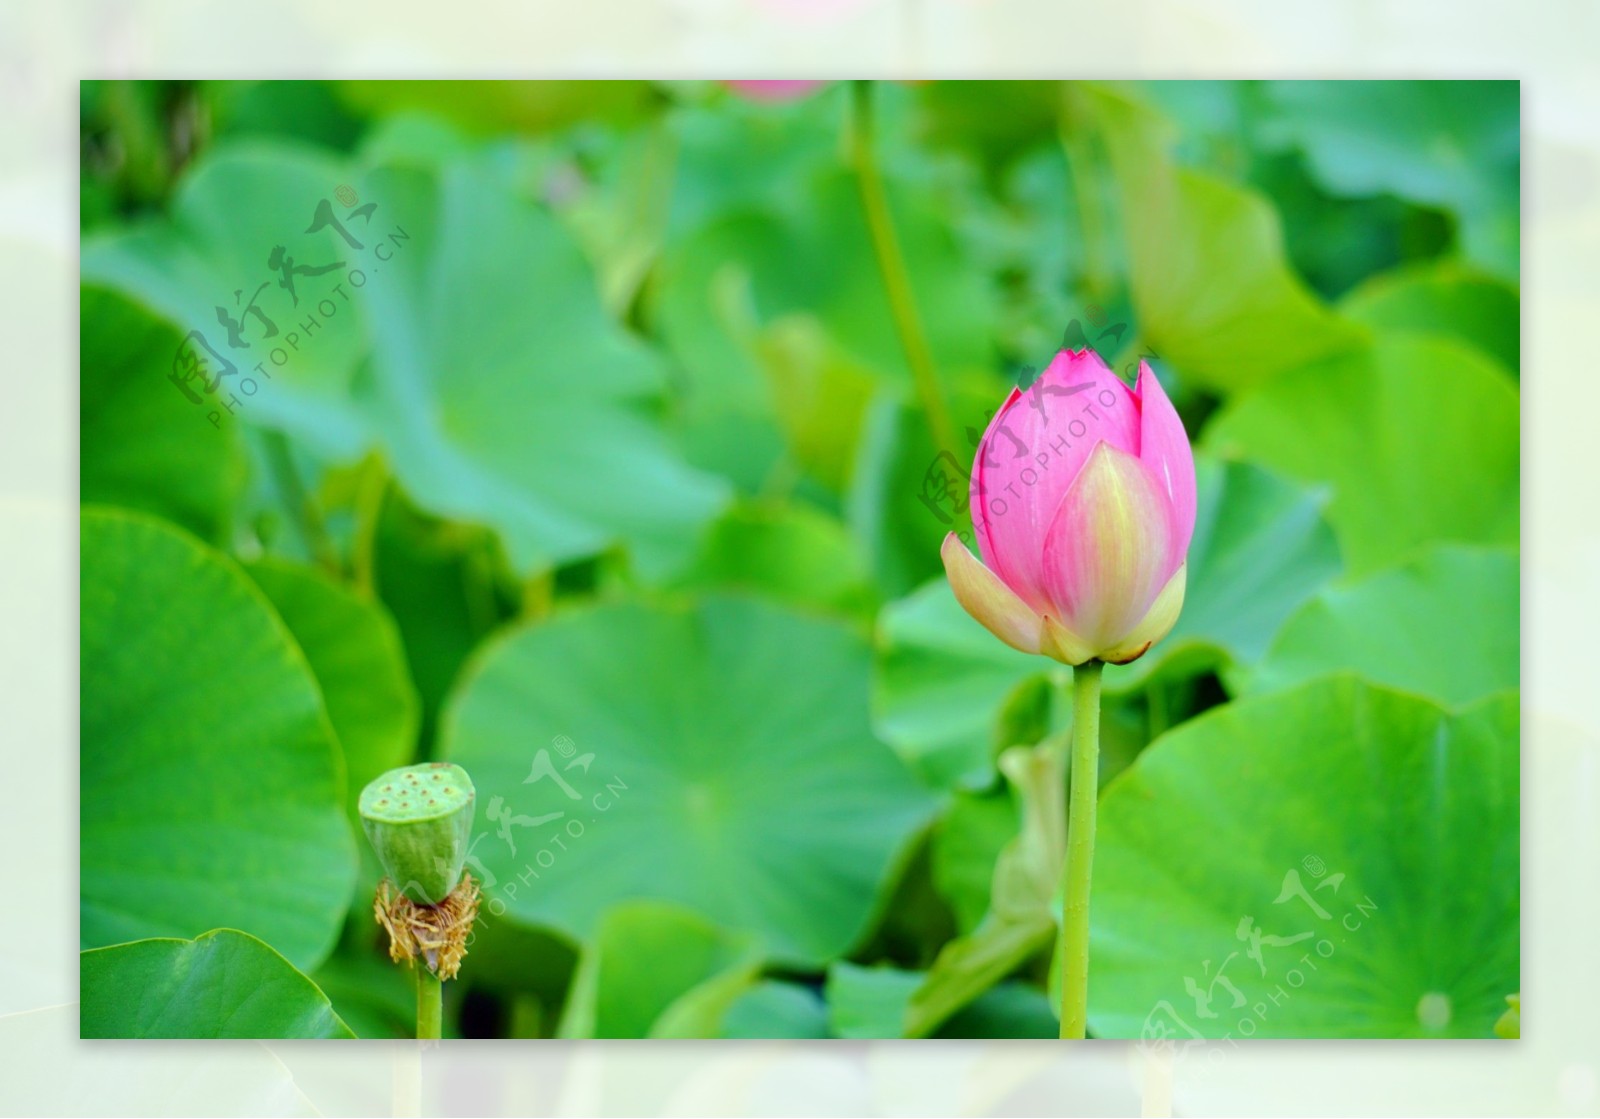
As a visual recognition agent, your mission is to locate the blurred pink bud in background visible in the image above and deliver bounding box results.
[723,80,830,102]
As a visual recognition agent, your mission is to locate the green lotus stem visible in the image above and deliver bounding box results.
[849,79,958,461]
[1059,658,1104,1039]
[1058,81,1111,301]
[262,429,338,573]
[350,460,389,599]
[417,968,442,1041]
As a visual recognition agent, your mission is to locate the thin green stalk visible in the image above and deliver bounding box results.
[101,81,172,206]
[461,530,501,635]
[417,967,442,1041]
[350,456,389,599]
[1059,658,1104,1039]
[262,429,337,572]
[1058,81,1111,302]
[849,80,957,460]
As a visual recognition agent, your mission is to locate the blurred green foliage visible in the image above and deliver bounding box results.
[79,79,1518,1039]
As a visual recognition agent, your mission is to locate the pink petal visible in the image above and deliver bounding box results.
[1040,442,1177,654]
[969,350,1138,611]
[968,387,1042,610]
[1135,361,1197,559]
[940,533,1045,655]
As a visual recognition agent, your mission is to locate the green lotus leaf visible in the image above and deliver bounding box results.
[1246,545,1518,708]
[309,945,417,1041]
[1090,676,1518,1038]
[673,499,878,621]
[826,962,1058,1040]
[933,790,1024,934]
[352,159,729,578]
[81,145,375,457]
[872,576,1050,789]
[80,284,247,543]
[1087,85,1363,393]
[651,152,1002,500]
[1205,333,1518,576]
[81,508,357,969]
[441,595,937,965]
[1106,456,1343,691]
[81,930,354,1039]
[720,980,830,1039]
[1341,262,1519,376]
[558,901,761,1039]
[1259,80,1519,281]
[245,557,420,820]
[84,145,731,578]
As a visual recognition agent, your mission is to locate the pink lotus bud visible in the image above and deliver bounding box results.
[941,350,1196,665]
[723,80,829,103]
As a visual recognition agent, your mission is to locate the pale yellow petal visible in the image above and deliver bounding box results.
[1100,564,1187,665]
[940,533,1045,655]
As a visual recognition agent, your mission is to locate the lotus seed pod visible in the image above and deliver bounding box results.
[359,763,476,905]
